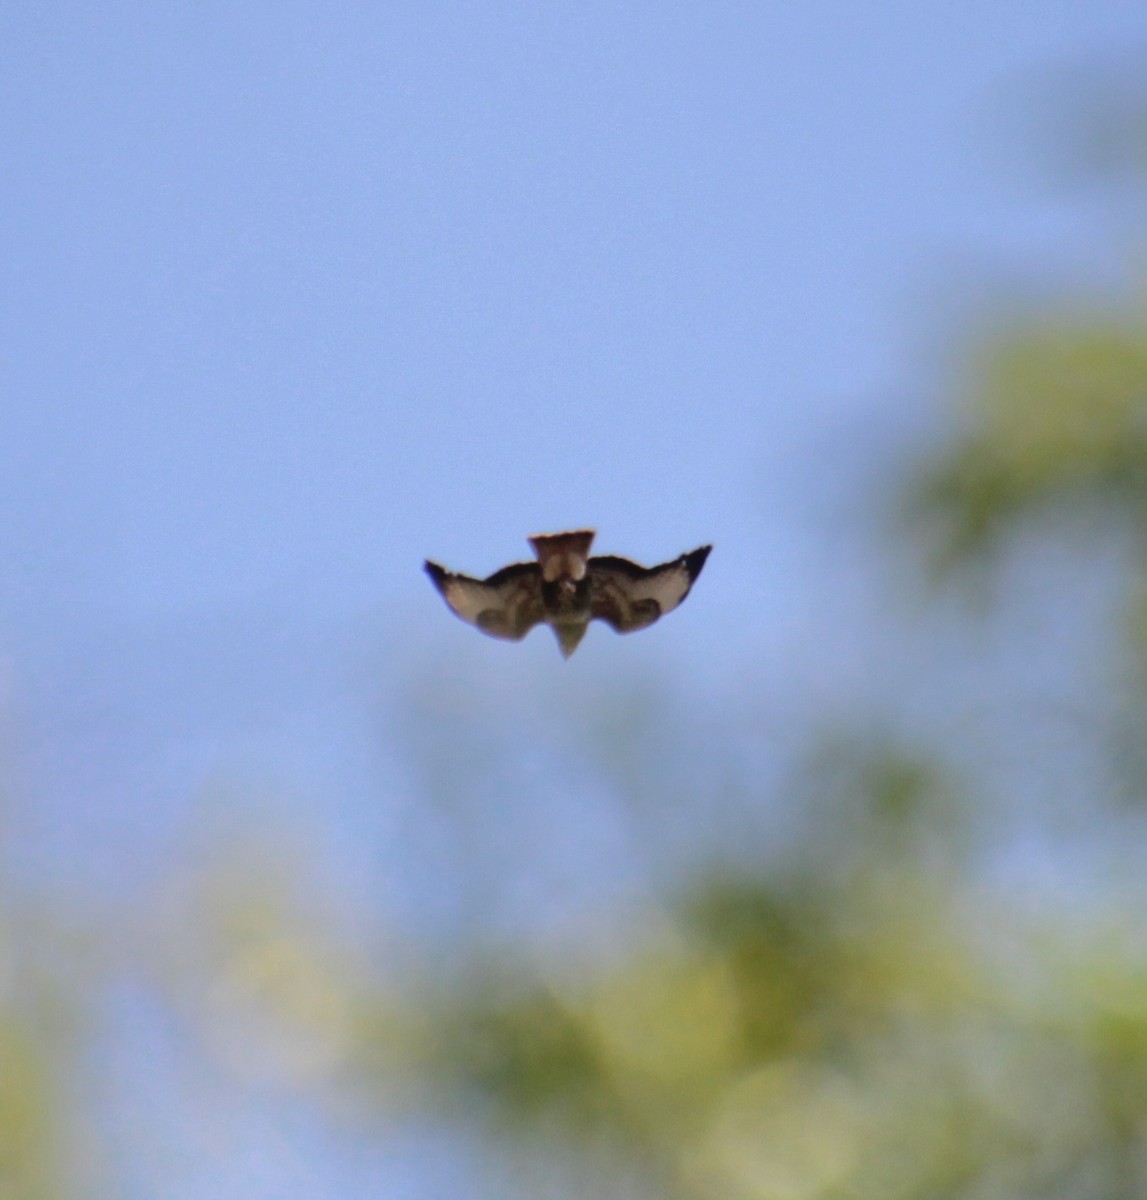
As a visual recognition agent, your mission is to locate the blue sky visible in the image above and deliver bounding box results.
[3,2,1146,1190]
[6,2,1142,639]
[3,0,1143,916]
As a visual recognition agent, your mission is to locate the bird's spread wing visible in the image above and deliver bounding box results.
[423,560,544,641]
[588,546,712,634]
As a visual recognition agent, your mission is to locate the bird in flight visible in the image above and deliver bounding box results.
[424,531,711,658]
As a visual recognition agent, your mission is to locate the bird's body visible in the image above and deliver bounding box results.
[424,530,711,658]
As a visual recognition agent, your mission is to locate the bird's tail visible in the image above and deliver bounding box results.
[528,530,595,582]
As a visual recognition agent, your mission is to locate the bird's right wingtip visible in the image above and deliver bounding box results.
[423,560,449,592]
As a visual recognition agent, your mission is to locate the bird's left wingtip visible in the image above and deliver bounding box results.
[683,545,712,579]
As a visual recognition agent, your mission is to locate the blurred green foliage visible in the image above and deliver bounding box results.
[0,1020,62,1200]
[912,316,1147,574]
[0,909,84,1200]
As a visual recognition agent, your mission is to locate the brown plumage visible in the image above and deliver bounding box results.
[424,530,711,658]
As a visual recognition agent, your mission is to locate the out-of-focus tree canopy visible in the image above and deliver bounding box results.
[911,315,1147,573]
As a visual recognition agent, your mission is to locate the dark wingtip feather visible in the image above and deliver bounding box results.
[423,560,450,594]
[682,545,712,580]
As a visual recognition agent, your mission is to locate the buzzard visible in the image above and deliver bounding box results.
[424,531,711,657]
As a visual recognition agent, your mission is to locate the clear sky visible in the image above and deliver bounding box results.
[5,1,1141,634]
[2,2,1146,1190]
[4,0,1145,921]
